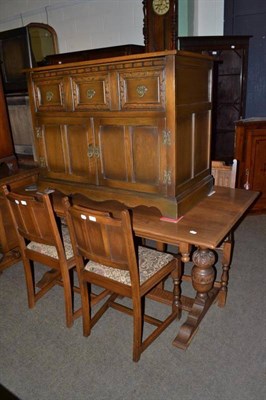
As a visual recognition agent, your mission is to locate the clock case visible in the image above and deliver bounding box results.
[143,0,178,52]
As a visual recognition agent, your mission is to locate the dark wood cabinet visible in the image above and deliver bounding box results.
[0,71,17,170]
[26,50,213,218]
[235,118,266,213]
[0,67,40,271]
[179,36,251,163]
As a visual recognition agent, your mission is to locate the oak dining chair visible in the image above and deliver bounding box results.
[2,185,80,328]
[63,197,182,362]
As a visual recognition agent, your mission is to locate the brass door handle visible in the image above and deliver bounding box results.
[87,89,96,99]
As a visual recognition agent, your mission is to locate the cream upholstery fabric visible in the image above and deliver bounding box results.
[85,246,174,286]
[27,225,74,260]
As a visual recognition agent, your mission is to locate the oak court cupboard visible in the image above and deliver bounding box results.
[25,50,214,219]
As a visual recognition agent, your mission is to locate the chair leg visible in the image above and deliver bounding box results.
[23,258,36,309]
[132,298,144,362]
[81,280,91,337]
[61,264,75,328]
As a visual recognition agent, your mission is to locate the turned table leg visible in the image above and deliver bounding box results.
[173,246,219,349]
[217,236,233,308]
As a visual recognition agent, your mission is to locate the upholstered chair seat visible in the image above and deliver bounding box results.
[27,225,74,260]
[86,246,174,286]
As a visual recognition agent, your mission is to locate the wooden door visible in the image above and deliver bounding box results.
[94,117,168,195]
[245,130,266,211]
[35,117,97,184]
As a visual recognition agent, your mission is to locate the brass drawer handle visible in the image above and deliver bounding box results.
[46,91,54,102]
[136,85,148,98]
[87,89,96,99]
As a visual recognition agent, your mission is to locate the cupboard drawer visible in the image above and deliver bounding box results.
[118,67,166,110]
[33,77,67,111]
[71,73,111,111]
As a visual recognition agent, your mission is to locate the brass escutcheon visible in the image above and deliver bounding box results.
[46,91,54,102]
[87,89,96,99]
[136,85,148,98]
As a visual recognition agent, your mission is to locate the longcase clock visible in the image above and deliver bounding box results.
[143,0,178,52]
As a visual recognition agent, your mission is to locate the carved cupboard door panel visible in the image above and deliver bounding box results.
[35,117,96,184]
[94,117,168,195]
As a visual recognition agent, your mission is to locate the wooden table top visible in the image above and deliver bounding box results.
[48,185,258,249]
[13,179,258,250]
[132,186,259,248]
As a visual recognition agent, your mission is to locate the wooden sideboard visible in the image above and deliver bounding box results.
[25,50,213,219]
[235,118,266,213]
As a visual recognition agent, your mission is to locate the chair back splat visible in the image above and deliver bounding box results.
[2,185,80,327]
[211,159,237,189]
[63,197,182,362]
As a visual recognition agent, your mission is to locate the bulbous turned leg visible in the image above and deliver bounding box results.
[173,246,218,350]
[191,247,216,300]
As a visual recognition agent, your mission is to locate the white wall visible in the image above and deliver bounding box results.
[193,0,224,36]
[0,0,144,53]
[0,0,224,53]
